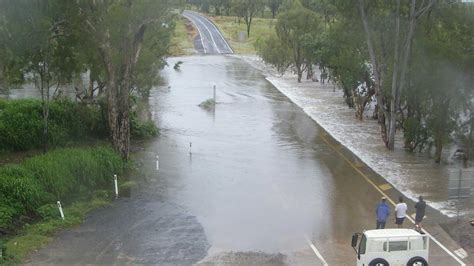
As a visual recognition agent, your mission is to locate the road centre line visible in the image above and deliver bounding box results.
[319,135,466,266]
[182,13,207,54]
[305,235,329,266]
[185,12,221,53]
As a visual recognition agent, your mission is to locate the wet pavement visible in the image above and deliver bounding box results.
[182,11,233,54]
[25,56,463,265]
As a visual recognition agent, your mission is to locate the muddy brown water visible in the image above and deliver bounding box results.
[24,55,460,265]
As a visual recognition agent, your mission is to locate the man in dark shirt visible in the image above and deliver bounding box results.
[415,196,426,230]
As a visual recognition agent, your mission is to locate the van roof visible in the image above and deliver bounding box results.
[364,229,422,238]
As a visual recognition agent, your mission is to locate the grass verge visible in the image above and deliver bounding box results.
[1,195,111,264]
[0,146,127,264]
[169,17,196,56]
[207,15,276,54]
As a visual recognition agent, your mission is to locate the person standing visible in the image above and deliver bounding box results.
[395,196,408,228]
[375,197,390,229]
[415,196,426,230]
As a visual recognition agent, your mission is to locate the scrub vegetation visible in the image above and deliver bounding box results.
[0,1,179,160]
[0,1,175,263]
[253,0,473,163]
[170,18,197,56]
[199,98,216,110]
[0,99,158,152]
[209,16,276,54]
[0,146,126,263]
[0,99,107,151]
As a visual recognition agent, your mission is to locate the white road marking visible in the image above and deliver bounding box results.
[304,235,329,266]
[454,248,468,259]
[184,12,221,53]
[182,13,207,53]
[198,14,234,53]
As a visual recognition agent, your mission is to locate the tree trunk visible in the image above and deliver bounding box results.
[379,112,388,147]
[88,71,94,99]
[358,0,389,146]
[245,15,252,37]
[100,17,147,160]
[387,0,401,150]
[39,66,50,153]
[434,128,443,163]
[306,64,313,80]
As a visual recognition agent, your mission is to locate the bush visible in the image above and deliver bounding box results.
[36,204,60,220]
[130,117,159,139]
[0,146,125,231]
[0,99,108,151]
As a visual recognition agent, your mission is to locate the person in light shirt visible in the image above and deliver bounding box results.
[394,196,408,228]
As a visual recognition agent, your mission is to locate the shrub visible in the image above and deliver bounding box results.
[0,99,108,151]
[130,114,159,139]
[0,146,125,231]
[36,204,60,220]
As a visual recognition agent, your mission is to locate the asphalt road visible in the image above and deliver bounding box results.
[25,56,465,265]
[182,11,233,54]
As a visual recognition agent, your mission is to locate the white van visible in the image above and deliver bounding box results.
[351,229,429,266]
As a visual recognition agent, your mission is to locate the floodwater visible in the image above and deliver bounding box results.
[239,55,474,218]
[25,56,460,265]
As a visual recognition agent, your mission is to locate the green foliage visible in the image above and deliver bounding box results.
[272,2,321,81]
[0,146,125,231]
[3,196,111,263]
[131,120,159,139]
[198,98,216,111]
[0,99,107,151]
[129,108,159,139]
[36,204,60,220]
[255,34,291,73]
[257,0,473,162]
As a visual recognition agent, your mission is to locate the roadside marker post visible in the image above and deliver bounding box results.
[114,174,118,199]
[213,84,216,103]
[156,155,160,171]
[57,201,65,220]
[189,142,192,155]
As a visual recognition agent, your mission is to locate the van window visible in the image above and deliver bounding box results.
[389,241,408,251]
[367,239,387,252]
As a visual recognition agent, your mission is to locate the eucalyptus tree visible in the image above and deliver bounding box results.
[357,0,435,150]
[0,0,81,152]
[231,0,264,37]
[268,0,283,18]
[401,2,474,162]
[76,0,176,159]
[274,1,320,82]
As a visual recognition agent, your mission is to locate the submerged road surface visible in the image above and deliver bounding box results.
[182,11,233,54]
[26,56,460,265]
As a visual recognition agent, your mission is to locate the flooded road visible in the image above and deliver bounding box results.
[26,56,460,265]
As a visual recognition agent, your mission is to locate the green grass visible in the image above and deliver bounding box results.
[170,17,196,56]
[2,195,111,264]
[0,146,127,264]
[208,15,276,54]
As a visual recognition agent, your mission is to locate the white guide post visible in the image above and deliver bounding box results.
[57,201,65,220]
